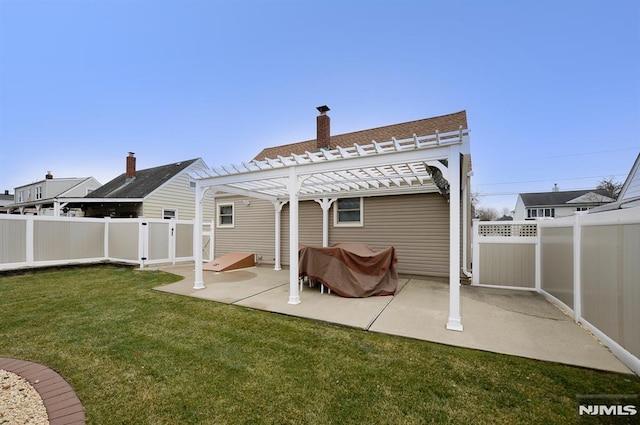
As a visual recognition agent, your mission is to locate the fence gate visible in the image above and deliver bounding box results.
[472,220,538,289]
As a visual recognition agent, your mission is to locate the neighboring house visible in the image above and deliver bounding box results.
[513,187,615,220]
[0,190,14,214]
[590,153,640,212]
[193,107,473,279]
[7,172,101,216]
[65,153,215,220]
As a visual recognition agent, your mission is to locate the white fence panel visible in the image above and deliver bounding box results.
[472,220,538,289]
[473,211,640,375]
[0,216,202,271]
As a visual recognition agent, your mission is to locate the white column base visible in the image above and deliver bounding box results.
[274,266,282,271]
[287,296,301,305]
[193,281,205,290]
[446,318,464,331]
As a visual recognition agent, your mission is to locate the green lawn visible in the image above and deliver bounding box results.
[1,265,638,424]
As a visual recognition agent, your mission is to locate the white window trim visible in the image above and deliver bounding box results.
[162,208,178,220]
[217,202,235,228]
[333,197,364,227]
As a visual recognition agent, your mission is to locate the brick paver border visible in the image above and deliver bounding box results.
[0,357,85,425]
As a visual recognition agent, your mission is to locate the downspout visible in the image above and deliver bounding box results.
[462,171,473,279]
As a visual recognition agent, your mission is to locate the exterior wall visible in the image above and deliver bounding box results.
[213,197,278,265]
[59,178,101,197]
[213,193,451,277]
[328,194,450,277]
[621,165,640,201]
[513,196,526,220]
[142,159,215,221]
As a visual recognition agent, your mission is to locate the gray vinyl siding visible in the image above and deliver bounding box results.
[328,194,450,277]
[622,167,640,201]
[213,197,278,265]
[214,192,451,277]
[142,160,215,221]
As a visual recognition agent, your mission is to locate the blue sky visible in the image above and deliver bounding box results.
[1,0,639,212]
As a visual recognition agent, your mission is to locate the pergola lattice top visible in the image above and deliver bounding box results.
[190,127,468,201]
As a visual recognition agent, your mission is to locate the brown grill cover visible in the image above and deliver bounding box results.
[298,242,398,298]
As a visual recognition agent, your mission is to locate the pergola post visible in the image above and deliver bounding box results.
[314,198,336,247]
[193,183,207,289]
[446,145,463,331]
[287,167,301,304]
[273,200,286,271]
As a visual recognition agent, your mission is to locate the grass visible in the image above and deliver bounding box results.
[0,265,638,424]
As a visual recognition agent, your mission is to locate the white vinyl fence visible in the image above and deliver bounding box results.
[0,215,213,270]
[473,208,640,375]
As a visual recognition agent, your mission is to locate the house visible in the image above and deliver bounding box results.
[6,173,101,216]
[590,153,640,212]
[66,153,215,220]
[189,107,472,331]
[513,186,615,220]
[0,190,14,213]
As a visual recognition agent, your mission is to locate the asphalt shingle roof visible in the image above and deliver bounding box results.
[253,110,468,160]
[519,189,613,207]
[88,159,198,199]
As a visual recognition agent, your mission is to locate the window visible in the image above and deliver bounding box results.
[18,190,24,203]
[576,207,589,212]
[334,197,363,227]
[217,203,234,227]
[163,209,177,220]
[189,180,196,189]
[35,186,42,200]
[527,208,555,218]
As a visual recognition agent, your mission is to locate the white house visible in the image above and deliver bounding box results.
[8,172,101,215]
[513,187,615,220]
[64,153,216,220]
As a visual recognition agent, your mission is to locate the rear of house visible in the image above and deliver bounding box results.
[207,108,472,278]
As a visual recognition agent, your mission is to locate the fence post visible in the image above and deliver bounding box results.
[471,219,480,285]
[572,212,583,323]
[138,220,148,269]
[535,221,541,292]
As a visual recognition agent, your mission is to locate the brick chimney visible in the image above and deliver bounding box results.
[45,171,53,180]
[126,152,136,179]
[316,105,330,150]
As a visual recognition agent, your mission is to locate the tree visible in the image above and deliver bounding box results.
[475,207,499,221]
[596,178,623,200]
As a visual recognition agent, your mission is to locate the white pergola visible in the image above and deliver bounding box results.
[190,128,471,331]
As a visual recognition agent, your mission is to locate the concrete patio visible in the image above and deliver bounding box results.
[152,263,632,375]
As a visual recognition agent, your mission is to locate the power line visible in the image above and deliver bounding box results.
[474,173,628,187]
[546,147,640,159]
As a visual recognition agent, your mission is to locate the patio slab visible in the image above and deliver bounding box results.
[153,264,632,375]
[369,280,630,373]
